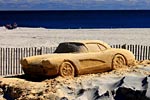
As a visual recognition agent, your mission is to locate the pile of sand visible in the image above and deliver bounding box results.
[0,63,150,100]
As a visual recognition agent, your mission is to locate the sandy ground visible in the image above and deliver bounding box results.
[0,63,150,100]
[0,27,150,47]
[0,27,150,100]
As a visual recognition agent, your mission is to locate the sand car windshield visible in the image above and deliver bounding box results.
[54,42,88,53]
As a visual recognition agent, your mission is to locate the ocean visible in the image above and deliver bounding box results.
[0,10,150,29]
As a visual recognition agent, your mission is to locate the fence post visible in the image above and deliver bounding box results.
[148,46,150,60]
[140,45,143,60]
[0,48,3,75]
[135,45,137,60]
[37,47,42,55]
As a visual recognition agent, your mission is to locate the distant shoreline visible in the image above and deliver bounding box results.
[2,26,150,30]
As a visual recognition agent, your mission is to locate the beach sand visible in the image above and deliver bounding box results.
[0,27,150,47]
[0,64,150,100]
[0,27,150,100]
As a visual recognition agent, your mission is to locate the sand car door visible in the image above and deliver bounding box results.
[79,43,108,74]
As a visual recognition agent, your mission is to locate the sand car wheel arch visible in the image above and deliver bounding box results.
[59,62,75,77]
[112,54,127,70]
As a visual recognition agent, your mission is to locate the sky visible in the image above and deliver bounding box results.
[0,0,150,10]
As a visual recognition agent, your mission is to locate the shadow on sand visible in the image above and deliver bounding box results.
[4,74,58,82]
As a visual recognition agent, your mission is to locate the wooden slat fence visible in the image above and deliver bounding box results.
[111,44,150,61]
[0,47,56,76]
[0,44,150,76]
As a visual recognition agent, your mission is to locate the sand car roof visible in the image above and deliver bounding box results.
[63,40,105,44]
[62,40,111,48]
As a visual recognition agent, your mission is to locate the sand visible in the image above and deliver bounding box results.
[0,64,150,100]
[0,27,150,47]
[0,27,150,100]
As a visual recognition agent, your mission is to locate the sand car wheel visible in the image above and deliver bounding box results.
[112,54,127,70]
[59,62,75,77]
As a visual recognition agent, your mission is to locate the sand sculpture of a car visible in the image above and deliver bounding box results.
[21,40,136,77]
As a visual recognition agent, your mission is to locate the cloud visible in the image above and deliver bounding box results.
[0,0,147,4]
[0,0,150,10]
[0,0,139,4]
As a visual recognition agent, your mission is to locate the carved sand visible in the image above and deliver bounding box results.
[21,40,136,77]
[0,63,150,100]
